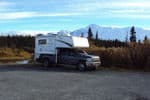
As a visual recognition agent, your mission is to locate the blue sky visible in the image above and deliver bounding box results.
[0,0,150,35]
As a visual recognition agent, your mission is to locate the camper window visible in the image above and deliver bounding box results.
[38,39,46,45]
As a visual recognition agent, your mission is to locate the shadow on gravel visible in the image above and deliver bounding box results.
[136,97,149,100]
[135,95,150,100]
[0,64,90,73]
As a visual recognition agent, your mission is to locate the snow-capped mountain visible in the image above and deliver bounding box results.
[1,24,150,41]
[71,24,150,41]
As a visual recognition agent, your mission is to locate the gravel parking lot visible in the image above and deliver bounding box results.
[0,64,150,100]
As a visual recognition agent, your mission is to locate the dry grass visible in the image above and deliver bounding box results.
[85,44,150,70]
[0,48,31,62]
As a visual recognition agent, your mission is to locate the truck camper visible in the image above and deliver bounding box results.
[34,32,101,71]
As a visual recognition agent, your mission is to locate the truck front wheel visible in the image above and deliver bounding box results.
[78,63,86,71]
[43,58,49,67]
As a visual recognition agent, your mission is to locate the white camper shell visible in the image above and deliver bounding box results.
[35,33,89,55]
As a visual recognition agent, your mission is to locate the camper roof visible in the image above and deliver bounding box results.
[36,32,71,37]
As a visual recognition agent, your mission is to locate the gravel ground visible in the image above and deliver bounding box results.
[0,64,150,100]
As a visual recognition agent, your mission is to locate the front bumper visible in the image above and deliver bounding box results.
[86,61,101,68]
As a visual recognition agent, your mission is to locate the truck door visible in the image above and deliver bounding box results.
[58,50,79,65]
[58,50,69,64]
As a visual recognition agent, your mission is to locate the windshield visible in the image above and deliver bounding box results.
[74,49,87,55]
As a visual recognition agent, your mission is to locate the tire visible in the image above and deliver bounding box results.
[78,63,86,71]
[91,66,97,71]
[43,58,49,67]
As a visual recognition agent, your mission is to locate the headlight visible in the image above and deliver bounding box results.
[86,58,92,62]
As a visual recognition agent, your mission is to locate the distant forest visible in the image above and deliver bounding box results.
[1,26,149,53]
[0,34,128,52]
[0,35,35,53]
[0,26,149,53]
[93,39,128,47]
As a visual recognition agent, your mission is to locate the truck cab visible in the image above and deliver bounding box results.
[57,48,101,71]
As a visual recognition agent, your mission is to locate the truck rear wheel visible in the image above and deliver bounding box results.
[78,63,86,71]
[43,58,49,67]
[91,66,97,71]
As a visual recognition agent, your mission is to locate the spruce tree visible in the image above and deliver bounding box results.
[144,35,148,44]
[125,32,128,43]
[130,26,136,43]
[81,32,84,37]
[88,27,93,40]
[144,35,148,41]
[96,31,98,40]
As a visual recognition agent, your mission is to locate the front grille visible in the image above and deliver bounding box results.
[93,58,100,62]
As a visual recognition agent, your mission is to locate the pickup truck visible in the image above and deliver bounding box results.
[41,48,101,71]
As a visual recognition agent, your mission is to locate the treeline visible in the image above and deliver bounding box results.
[87,27,128,47]
[94,39,128,47]
[86,26,149,47]
[0,35,34,53]
[0,25,149,53]
[0,34,128,53]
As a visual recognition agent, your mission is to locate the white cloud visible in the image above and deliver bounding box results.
[0,12,36,19]
[143,27,150,30]
[66,0,150,19]
[115,2,150,8]
[109,9,143,14]
[1,0,150,20]
[94,1,150,9]
[101,25,127,28]
[0,1,80,20]
[0,1,14,11]
[0,12,81,20]
[105,9,150,19]
[17,30,51,36]
[91,12,150,19]
[36,13,81,17]
[0,1,13,6]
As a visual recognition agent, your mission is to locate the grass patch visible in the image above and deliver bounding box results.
[0,48,31,63]
[85,44,150,70]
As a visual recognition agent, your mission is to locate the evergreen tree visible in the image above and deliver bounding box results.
[144,35,148,41]
[130,26,136,43]
[138,39,141,44]
[80,32,84,37]
[125,32,128,43]
[144,35,148,44]
[88,27,93,40]
[96,31,98,40]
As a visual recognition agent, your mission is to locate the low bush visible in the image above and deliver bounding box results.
[85,44,150,70]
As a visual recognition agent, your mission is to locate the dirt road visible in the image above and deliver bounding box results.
[0,64,150,100]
